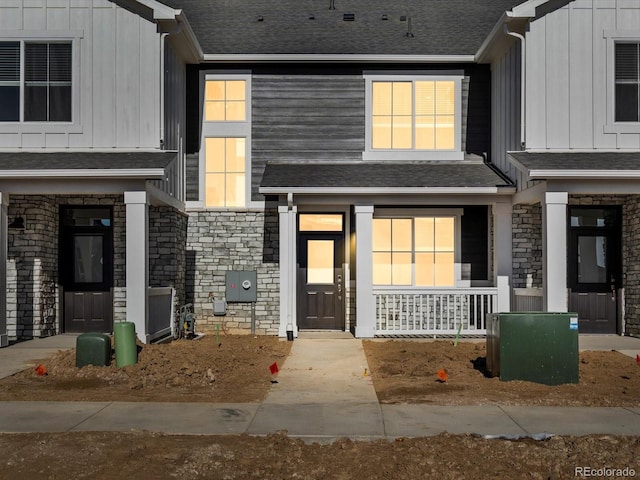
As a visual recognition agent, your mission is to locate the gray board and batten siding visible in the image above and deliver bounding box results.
[185,64,493,202]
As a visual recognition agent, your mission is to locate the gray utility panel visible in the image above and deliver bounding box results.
[226,271,257,302]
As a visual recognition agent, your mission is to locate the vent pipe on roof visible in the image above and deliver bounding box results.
[406,17,414,37]
[329,0,336,10]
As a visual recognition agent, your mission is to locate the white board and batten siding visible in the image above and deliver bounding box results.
[525,0,640,150]
[0,0,162,150]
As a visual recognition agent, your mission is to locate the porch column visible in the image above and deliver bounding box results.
[124,191,149,342]
[493,201,512,312]
[543,191,568,312]
[278,204,297,337]
[0,193,7,347]
[355,205,375,338]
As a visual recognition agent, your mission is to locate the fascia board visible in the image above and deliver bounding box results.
[202,54,476,63]
[259,186,515,195]
[528,170,640,180]
[175,11,204,62]
[0,169,167,179]
[135,0,178,20]
[509,0,549,18]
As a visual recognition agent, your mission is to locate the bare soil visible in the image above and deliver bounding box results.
[1,336,639,480]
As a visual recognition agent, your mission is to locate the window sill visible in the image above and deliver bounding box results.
[362,150,465,161]
[603,123,640,134]
[0,122,83,134]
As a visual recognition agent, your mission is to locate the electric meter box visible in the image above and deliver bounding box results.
[226,271,257,302]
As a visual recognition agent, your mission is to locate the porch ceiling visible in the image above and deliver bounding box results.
[508,151,640,180]
[259,162,515,195]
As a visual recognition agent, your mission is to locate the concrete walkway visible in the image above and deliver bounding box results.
[1,334,640,442]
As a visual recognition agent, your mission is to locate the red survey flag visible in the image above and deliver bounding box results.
[636,354,640,366]
[269,362,279,375]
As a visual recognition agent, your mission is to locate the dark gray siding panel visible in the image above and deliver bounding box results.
[186,153,199,201]
[252,74,365,200]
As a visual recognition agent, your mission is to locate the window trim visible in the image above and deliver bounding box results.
[604,31,640,134]
[195,72,253,210]
[372,208,465,288]
[0,31,82,133]
[363,74,463,161]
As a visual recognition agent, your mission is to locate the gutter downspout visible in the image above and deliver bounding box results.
[504,25,526,149]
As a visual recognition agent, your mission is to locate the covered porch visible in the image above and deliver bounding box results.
[0,151,183,346]
[260,161,515,338]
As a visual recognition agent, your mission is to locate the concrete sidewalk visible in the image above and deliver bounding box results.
[1,333,640,442]
[1,401,639,442]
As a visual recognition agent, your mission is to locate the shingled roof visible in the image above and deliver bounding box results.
[260,162,514,194]
[164,0,524,56]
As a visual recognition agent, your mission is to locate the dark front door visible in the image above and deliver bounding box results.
[297,232,345,330]
[60,207,114,333]
[568,207,621,334]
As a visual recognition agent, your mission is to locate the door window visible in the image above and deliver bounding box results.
[73,235,104,283]
[577,235,607,284]
[307,239,334,284]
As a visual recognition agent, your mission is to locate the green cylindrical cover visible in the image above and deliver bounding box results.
[114,322,137,367]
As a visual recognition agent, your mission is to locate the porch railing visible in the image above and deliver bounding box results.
[373,288,498,336]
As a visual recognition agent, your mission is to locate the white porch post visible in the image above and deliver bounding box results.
[124,191,149,343]
[0,193,7,347]
[493,201,512,312]
[278,204,297,337]
[543,191,568,312]
[355,205,375,338]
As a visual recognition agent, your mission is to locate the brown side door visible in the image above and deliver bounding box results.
[297,233,344,330]
[568,207,621,334]
[60,207,114,333]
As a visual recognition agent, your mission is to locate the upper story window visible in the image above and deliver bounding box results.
[364,74,463,161]
[204,80,246,122]
[198,74,251,209]
[0,41,72,122]
[615,42,640,122]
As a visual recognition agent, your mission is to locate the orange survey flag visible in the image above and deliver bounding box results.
[35,364,47,376]
[436,368,448,382]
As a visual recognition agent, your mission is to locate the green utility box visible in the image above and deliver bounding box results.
[76,333,112,368]
[486,312,579,385]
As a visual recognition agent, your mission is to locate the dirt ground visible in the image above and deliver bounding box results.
[1,336,639,479]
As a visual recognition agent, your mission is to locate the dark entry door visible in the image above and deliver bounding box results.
[568,207,621,334]
[60,207,114,333]
[298,233,344,330]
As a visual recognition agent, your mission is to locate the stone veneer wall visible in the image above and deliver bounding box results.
[185,209,280,335]
[512,203,543,288]
[149,206,188,307]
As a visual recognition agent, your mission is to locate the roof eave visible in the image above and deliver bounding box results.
[0,168,167,179]
[202,54,476,64]
[528,170,640,180]
[259,186,515,195]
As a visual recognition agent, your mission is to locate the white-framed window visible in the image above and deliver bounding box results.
[364,74,463,161]
[614,42,640,122]
[0,40,72,122]
[372,210,463,287]
[604,32,640,134]
[199,73,251,209]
